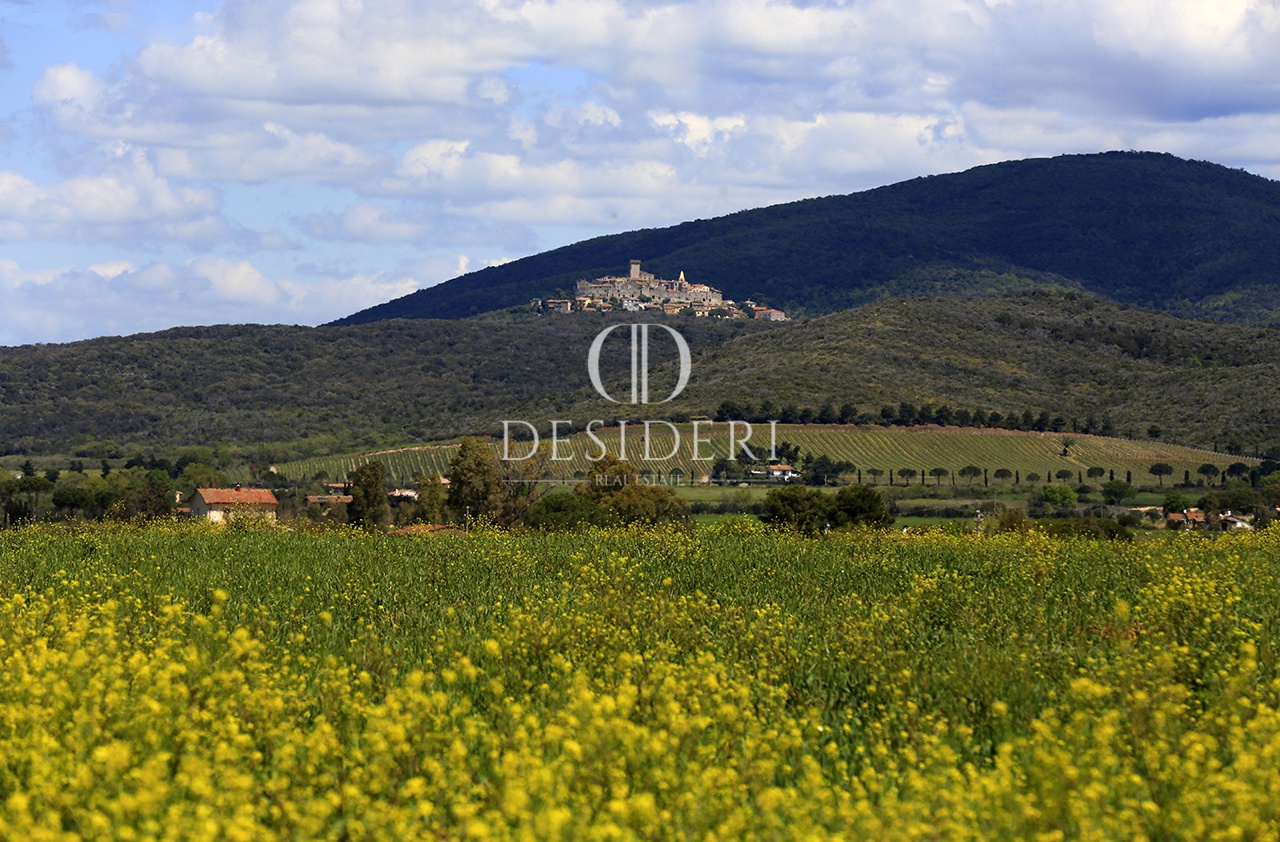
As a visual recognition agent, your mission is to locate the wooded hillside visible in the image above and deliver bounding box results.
[334,152,1280,326]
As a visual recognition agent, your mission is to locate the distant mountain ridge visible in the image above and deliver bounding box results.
[332,151,1280,326]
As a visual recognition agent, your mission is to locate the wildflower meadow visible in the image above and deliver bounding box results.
[2,520,1279,839]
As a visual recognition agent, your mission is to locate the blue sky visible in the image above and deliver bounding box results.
[3,0,1280,345]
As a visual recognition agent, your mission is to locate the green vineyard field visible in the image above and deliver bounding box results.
[263,425,1250,487]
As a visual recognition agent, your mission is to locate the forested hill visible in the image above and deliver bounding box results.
[2,291,1278,459]
[332,151,1280,326]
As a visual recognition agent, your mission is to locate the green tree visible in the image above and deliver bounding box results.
[829,485,893,530]
[118,470,173,520]
[1197,463,1221,486]
[993,468,1013,483]
[865,468,884,485]
[760,485,832,535]
[1054,469,1074,483]
[958,465,983,485]
[348,461,392,531]
[1101,479,1136,505]
[1036,484,1078,511]
[178,462,229,496]
[411,474,447,524]
[1198,483,1266,518]
[8,475,53,523]
[803,453,854,486]
[897,468,917,485]
[580,456,639,502]
[928,467,949,486]
[710,457,747,485]
[578,456,690,526]
[1086,466,1107,481]
[1162,491,1193,516]
[51,485,94,518]
[524,492,611,530]
[602,484,692,526]
[1148,463,1173,487]
[448,438,505,523]
[499,442,551,525]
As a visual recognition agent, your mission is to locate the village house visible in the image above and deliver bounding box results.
[191,485,279,522]
[769,464,801,481]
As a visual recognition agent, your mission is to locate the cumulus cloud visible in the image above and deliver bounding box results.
[32,62,105,126]
[649,111,747,155]
[0,145,231,245]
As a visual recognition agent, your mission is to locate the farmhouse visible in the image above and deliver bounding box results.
[191,485,279,522]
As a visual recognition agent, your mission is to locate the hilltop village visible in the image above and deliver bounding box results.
[532,260,788,320]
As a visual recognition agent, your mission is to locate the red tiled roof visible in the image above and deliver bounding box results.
[196,487,278,506]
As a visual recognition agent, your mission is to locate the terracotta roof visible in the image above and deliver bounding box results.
[196,487,279,506]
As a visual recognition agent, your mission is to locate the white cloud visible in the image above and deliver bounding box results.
[134,0,531,106]
[154,123,382,182]
[31,63,104,124]
[0,255,424,344]
[0,146,230,245]
[187,256,282,306]
[87,261,136,279]
[649,111,747,154]
[396,140,472,180]
[306,203,430,244]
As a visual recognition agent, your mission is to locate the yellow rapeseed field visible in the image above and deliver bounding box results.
[1,520,1279,839]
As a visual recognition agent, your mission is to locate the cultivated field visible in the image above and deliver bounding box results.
[2,523,1278,838]
[268,425,1246,486]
